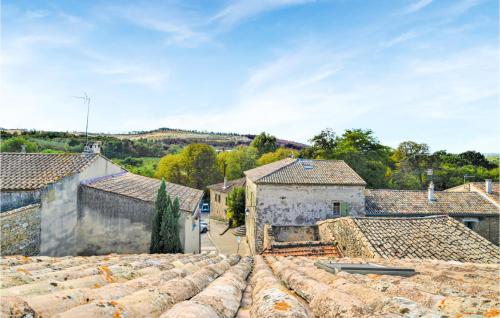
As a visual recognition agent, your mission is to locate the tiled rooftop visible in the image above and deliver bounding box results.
[244,159,366,185]
[446,182,500,205]
[262,241,341,257]
[83,172,204,212]
[1,253,499,317]
[321,216,500,264]
[365,189,499,215]
[0,153,100,190]
[207,177,246,194]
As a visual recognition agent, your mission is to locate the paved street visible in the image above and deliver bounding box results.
[200,213,249,256]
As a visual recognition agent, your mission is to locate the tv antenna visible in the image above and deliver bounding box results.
[73,93,91,151]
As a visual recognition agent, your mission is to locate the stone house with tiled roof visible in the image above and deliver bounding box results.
[365,187,499,244]
[244,158,367,254]
[445,179,499,207]
[0,152,123,256]
[206,177,245,221]
[79,172,203,255]
[0,152,203,256]
[318,216,499,263]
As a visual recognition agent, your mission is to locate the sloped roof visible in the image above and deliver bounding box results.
[244,158,366,185]
[207,177,246,193]
[0,153,100,191]
[1,253,499,317]
[446,182,499,205]
[365,189,499,215]
[261,240,341,257]
[324,216,499,263]
[82,172,203,212]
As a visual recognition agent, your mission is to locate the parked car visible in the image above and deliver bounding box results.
[201,203,210,213]
[200,221,209,233]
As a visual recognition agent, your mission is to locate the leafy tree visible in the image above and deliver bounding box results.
[226,187,246,227]
[309,128,337,158]
[161,197,183,253]
[1,137,38,152]
[251,132,277,155]
[217,146,257,180]
[392,141,430,189]
[156,144,222,189]
[257,147,298,166]
[457,151,495,169]
[150,180,168,253]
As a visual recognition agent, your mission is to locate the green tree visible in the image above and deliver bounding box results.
[226,187,246,227]
[251,132,277,155]
[155,144,221,189]
[150,180,168,253]
[217,146,257,180]
[309,128,337,159]
[392,141,430,189]
[257,147,298,166]
[161,197,183,253]
[1,137,38,152]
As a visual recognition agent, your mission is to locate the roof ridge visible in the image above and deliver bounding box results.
[254,158,297,182]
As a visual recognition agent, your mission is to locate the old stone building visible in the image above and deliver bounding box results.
[445,179,499,208]
[79,172,203,254]
[0,152,123,256]
[317,216,499,263]
[365,185,499,244]
[0,152,202,256]
[244,158,366,254]
[207,177,245,221]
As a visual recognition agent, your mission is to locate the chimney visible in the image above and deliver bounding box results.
[91,142,101,154]
[428,181,436,202]
[20,145,26,153]
[223,177,227,190]
[485,179,493,194]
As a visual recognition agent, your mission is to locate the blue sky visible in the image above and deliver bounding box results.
[1,0,498,152]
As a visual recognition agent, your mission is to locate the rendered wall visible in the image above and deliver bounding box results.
[0,204,41,256]
[209,189,228,221]
[40,156,123,256]
[0,190,41,212]
[77,187,199,255]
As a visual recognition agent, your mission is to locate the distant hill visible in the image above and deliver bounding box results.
[97,128,308,150]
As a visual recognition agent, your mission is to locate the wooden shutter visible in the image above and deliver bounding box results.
[340,202,349,217]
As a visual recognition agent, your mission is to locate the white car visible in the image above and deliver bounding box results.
[200,221,209,233]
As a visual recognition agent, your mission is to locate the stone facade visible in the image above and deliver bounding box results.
[453,215,499,245]
[209,189,228,221]
[0,204,41,256]
[317,218,376,258]
[246,178,365,254]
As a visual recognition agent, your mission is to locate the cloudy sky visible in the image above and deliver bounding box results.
[1,0,498,152]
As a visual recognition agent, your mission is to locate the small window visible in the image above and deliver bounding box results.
[333,201,341,214]
[462,218,479,230]
[464,222,475,230]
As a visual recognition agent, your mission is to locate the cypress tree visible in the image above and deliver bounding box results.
[150,180,167,253]
[161,196,183,253]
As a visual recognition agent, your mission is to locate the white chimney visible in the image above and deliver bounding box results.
[20,145,26,153]
[428,181,436,202]
[485,179,493,194]
[223,177,227,190]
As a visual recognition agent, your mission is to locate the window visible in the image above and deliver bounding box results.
[462,218,479,230]
[333,201,341,214]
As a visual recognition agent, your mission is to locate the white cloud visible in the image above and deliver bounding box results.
[381,31,418,47]
[404,0,433,14]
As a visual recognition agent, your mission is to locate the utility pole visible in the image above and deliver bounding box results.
[73,93,91,152]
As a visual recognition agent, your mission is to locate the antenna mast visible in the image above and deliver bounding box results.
[73,93,92,152]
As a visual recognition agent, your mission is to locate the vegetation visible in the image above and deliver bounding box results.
[251,132,277,155]
[257,147,299,166]
[226,187,246,227]
[150,180,183,253]
[216,146,258,180]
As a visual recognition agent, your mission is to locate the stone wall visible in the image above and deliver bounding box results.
[246,181,365,254]
[209,189,228,221]
[454,215,499,245]
[317,218,376,258]
[1,190,41,212]
[0,204,41,256]
[272,225,319,242]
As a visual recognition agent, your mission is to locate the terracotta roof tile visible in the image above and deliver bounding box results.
[365,189,499,215]
[1,253,499,317]
[82,172,203,212]
[0,153,100,190]
[244,159,366,185]
[446,182,500,205]
[207,177,246,193]
[322,216,500,263]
